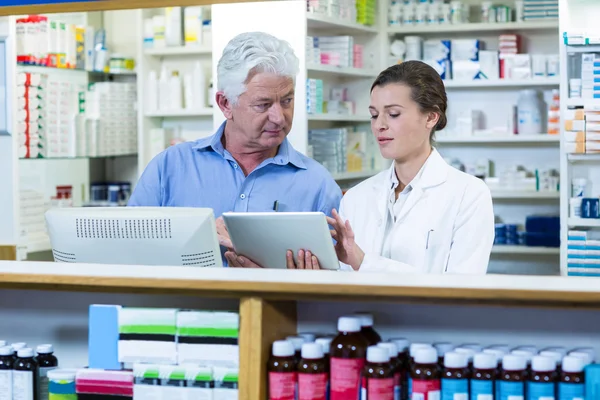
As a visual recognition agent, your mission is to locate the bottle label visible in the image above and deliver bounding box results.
[330,357,365,400]
[39,366,57,400]
[558,382,584,400]
[441,379,468,400]
[268,372,296,400]
[361,377,394,400]
[499,381,524,400]
[0,370,12,400]
[13,370,34,400]
[470,380,493,400]
[393,372,401,400]
[298,373,328,400]
[527,382,555,400]
[411,379,441,400]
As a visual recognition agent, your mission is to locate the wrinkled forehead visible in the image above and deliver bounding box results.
[242,72,295,100]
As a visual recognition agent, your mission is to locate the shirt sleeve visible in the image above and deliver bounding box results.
[318,179,343,218]
[127,154,164,207]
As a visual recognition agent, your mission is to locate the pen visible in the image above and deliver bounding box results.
[273,200,279,212]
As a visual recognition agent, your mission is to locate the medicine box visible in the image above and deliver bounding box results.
[565,142,585,154]
[565,120,585,131]
[564,131,585,143]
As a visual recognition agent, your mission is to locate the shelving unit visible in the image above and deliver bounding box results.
[491,191,560,200]
[491,245,560,255]
[308,114,370,122]
[443,77,560,89]
[144,45,212,56]
[436,135,560,144]
[306,64,379,78]
[568,218,600,228]
[387,20,558,34]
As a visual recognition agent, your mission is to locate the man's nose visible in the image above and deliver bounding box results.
[268,103,285,125]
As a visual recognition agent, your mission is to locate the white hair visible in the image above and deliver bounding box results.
[217,31,300,105]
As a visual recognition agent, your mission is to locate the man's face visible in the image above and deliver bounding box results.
[225,72,295,151]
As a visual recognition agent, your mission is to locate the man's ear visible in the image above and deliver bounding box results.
[216,92,233,119]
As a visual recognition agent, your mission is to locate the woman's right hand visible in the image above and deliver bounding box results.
[326,209,365,271]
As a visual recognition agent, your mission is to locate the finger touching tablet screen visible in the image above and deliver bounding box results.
[222,212,340,270]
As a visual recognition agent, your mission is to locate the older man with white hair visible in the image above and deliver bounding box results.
[129,31,342,269]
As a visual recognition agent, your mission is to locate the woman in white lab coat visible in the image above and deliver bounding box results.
[326,61,495,274]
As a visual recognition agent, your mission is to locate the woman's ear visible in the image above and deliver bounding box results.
[426,111,440,130]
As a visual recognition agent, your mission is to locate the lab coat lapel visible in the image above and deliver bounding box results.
[371,169,392,254]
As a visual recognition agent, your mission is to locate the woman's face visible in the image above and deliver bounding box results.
[369,83,437,161]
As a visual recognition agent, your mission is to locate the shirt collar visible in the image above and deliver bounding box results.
[387,151,431,192]
[192,121,306,170]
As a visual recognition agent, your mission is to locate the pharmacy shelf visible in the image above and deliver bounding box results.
[567,154,600,162]
[307,13,378,34]
[491,245,560,255]
[308,114,370,122]
[491,191,560,200]
[331,170,381,181]
[145,108,214,118]
[568,218,600,228]
[566,45,600,54]
[19,153,137,160]
[564,98,600,107]
[443,77,560,89]
[436,135,559,144]
[17,63,135,76]
[144,45,212,57]
[307,64,378,78]
[26,237,51,254]
[387,20,558,34]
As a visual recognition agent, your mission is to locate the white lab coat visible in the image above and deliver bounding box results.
[339,149,494,274]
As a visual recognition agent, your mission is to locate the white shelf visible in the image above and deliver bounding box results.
[144,46,212,56]
[436,135,559,144]
[307,14,377,33]
[332,170,381,181]
[568,218,600,228]
[307,64,378,78]
[308,114,370,122]
[145,108,214,118]
[567,154,600,162]
[387,20,558,34]
[444,78,560,89]
[491,191,560,199]
[492,245,560,255]
[565,98,600,108]
[566,45,600,54]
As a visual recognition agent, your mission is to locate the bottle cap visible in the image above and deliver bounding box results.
[454,347,476,362]
[11,342,27,351]
[562,356,585,373]
[434,342,454,356]
[502,355,527,371]
[354,312,374,327]
[0,346,12,356]
[414,347,438,364]
[474,353,497,370]
[37,344,54,354]
[315,337,333,355]
[461,343,483,352]
[542,347,567,357]
[377,342,399,357]
[410,343,432,357]
[272,340,295,357]
[539,351,562,366]
[337,316,361,333]
[17,348,34,358]
[514,345,537,354]
[532,356,555,372]
[301,343,324,360]
[286,336,305,351]
[47,369,77,381]
[487,344,510,353]
[390,338,409,351]
[444,352,468,368]
[367,345,390,363]
[298,333,316,343]
[0,341,6,347]
[511,350,535,363]
[483,349,506,362]
[569,351,593,365]
[571,347,595,360]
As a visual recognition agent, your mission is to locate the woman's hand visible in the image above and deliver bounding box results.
[286,249,321,270]
[327,209,365,271]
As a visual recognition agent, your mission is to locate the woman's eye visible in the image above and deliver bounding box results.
[389,114,399,118]
[370,115,378,120]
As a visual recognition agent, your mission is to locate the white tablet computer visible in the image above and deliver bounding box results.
[222,212,340,270]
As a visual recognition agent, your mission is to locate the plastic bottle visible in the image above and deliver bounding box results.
[434,343,454,366]
[542,347,567,358]
[297,343,327,400]
[361,346,394,400]
[36,345,58,400]
[158,66,170,111]
[13,348,38,400]
[461,343,483,353]
[470,353,497,400]
[298,333,317,343]
[408,344,434,399]
[268,340,296,400]
[558,356,585,400]
[390,338,409,400]
[517,89,543,135]
[512,350,535,372]
[192,61,206,109]
[441,352,469,400]
[329,316,368,400]
[377,342,401,400]
[539,351,563,373]
[567,352,592,367]
[487,344,511,354]
[11,343,27,362]
[528,355,557,400]
[571,347,595,362]
[455,348,476,371]
[315,337,333,365]
[147,70,159,112]
[411,347,441,400]
[169,71,183,110]
[0,346,14,400]
[286,336,306,364]
[514,345,538,354]
[499,355,527,400]
[354,313,381,346]
[483,348,506,370]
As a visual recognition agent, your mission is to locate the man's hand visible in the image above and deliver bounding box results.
[216,217,233,249]
[224,251,264,268]
[286,249,321,270]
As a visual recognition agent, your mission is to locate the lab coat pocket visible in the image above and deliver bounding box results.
[424,228,439,272]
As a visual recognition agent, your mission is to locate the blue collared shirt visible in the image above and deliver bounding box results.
[128,122,342,218]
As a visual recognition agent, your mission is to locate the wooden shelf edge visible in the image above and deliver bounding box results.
[0,246,16,261]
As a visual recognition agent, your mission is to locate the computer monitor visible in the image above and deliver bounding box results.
[45,207,223,267]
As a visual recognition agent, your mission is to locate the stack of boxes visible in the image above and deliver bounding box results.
[85,82,138,157]
[309,127,374,174]
[564,107,600,154]
[323,87,355,116]
[356,0,376,26]
[88,305,239,400]
[423,40,451,80]
[580,53,600,100]
[19,189,49,249]
[567,231,600,277]
[523,0,558,21]
[44,77,84,158]
[451,39,481,80]
[306,78,324,115]
[16,72,45,158]
[306,35,365,69]
[306,0,373,26]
